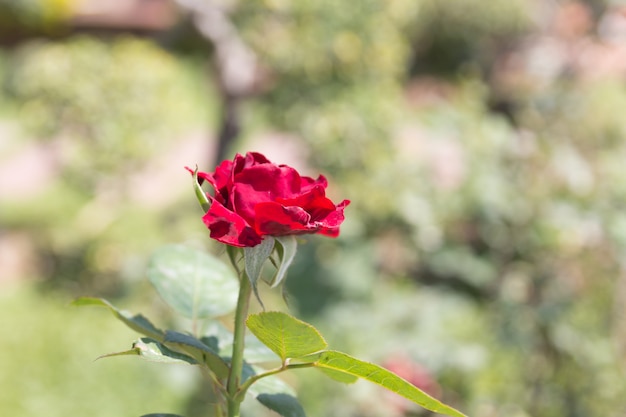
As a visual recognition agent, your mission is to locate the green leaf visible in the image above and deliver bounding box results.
[71,297,163,340]
[257,393,306,417]
[302,351,467,417]
[147,244,238,319]
[163,331,229,379]
[267,236,297,288]
[133,338,198,364]
[99,338,197,365]
[246,312,327,361]
[244,237,275,307]
[317,368,359,384]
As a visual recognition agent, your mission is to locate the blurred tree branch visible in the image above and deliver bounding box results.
[175,0,258,165]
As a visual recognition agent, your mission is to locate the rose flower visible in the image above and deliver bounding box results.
[189,152,350,247]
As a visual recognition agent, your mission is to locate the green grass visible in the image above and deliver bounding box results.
[0,283,194,416]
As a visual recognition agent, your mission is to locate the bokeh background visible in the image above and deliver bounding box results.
[2,1,626,416]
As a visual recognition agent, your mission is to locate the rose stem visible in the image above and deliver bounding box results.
[226,272,252,417]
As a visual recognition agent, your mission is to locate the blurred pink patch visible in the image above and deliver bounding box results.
[382,354,441,415]
[0,143,58,200]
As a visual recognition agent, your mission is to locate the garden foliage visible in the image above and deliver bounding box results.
[2,1,626,416]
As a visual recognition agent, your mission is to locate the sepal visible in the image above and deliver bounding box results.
[190,165,211,212]
[244,237,276,307]
[266,235,297,288]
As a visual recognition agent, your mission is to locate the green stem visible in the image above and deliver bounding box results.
[226,273,252,417]
[236,362,316,400]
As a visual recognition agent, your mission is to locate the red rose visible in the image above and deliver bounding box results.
[189,152,350,247]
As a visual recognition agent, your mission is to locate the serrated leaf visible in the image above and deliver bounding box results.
[244,237,275,307]
[99,338,197,365]
[71,297,163,340]
[266,236,297,288]
[257,393,306,417]
[163,331,229,379]
[246,312,327,361]
[302,350,467,417]
[147,244,238,319]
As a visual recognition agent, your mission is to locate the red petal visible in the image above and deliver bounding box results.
[277,186,336,221]
[211,159,235,204]
[300,175,328,193]
[212,159,234,190]
[246,152,271,165]
[315,199,350,235]
[254,202,313,235]
[232,152,270,174]
[202,199,263,247]
[235,164,301,198]
[232,164,302,224]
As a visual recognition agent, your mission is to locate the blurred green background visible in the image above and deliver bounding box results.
[2,1,626,416]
